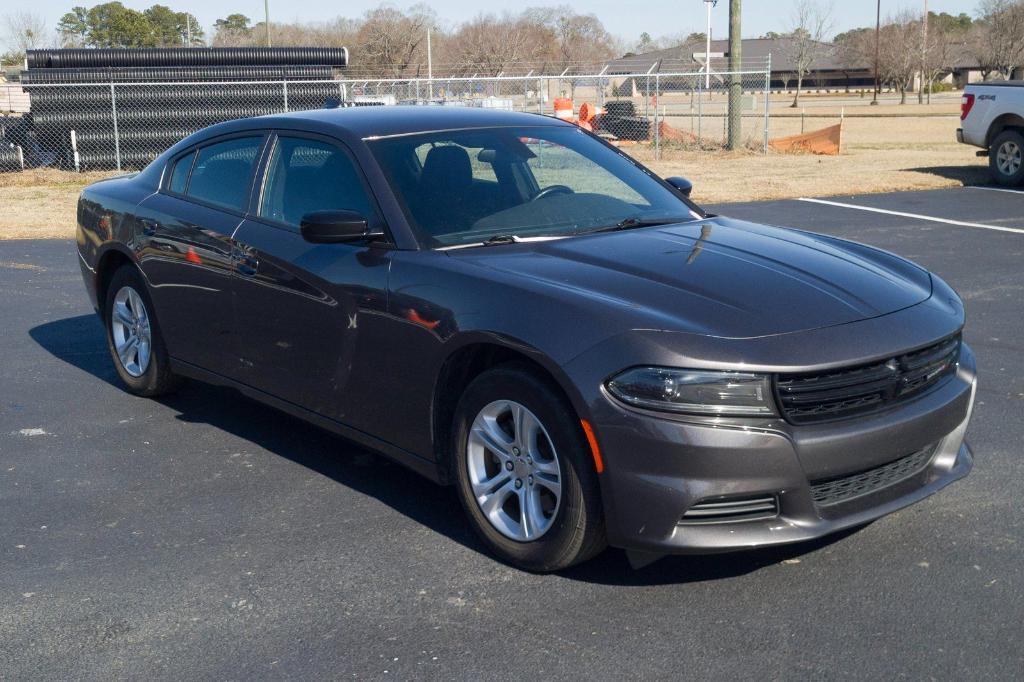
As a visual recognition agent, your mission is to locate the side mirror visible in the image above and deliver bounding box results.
[300,210,380,244]
[665,176,694,197]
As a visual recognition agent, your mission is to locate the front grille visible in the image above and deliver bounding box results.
[810,445,937,506]
[775,335,960,424]
[680,494,779,524]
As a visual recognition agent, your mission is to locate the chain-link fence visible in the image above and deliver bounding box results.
[1,65,771,174]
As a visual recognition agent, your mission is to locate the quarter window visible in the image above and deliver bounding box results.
[168,150,195,194]
[185,137,263,212]
[260,137,377,228]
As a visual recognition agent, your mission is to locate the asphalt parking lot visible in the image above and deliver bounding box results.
[2,186,1022,679]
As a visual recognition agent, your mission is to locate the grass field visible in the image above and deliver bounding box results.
[0,93,990,239]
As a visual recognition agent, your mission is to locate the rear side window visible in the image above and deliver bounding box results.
[259,136,377,228]
[168,150,195,194]
[186,137,263,212]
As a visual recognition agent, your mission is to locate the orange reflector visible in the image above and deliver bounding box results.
[580,419,604,474]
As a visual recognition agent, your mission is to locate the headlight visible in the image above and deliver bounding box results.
[606,367,776,417]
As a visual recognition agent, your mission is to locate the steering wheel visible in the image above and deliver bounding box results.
[531,185,574,202]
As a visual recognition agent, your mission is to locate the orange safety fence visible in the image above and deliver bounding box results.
[769,122,843,156]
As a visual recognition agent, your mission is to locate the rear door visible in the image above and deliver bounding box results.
[136,133,267,371]
[229,132,393,422]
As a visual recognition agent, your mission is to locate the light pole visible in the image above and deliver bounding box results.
[704,0,717,89]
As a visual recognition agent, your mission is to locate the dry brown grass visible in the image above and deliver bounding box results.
[0,95,990,239]
[1,169,121,239]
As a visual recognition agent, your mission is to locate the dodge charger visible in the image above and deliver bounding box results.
[76,107,976,571]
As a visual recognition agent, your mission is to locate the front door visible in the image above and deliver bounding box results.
[229,133,392,423]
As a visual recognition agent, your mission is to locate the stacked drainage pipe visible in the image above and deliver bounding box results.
[20,48,350,171]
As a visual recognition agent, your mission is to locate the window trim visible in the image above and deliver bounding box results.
[250,130,393,244]
[159,131,271,219]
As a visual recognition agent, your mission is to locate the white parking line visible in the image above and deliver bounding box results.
[968,186,1024,195]
[796,197,1024,235]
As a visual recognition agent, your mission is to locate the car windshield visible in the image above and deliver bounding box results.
[367,125,702,248]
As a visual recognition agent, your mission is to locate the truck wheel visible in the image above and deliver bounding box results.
[989,130,1024,187]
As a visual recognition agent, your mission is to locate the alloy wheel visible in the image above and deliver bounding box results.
[110,285,152,378]
[996,140,1022,177]
[466,400,562,542]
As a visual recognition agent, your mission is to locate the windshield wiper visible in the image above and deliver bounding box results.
[586,216,683,234]
[480,234,520,246]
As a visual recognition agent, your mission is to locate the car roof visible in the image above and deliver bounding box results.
[194,105,568,143]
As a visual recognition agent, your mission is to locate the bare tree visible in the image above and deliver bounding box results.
[971,0,1024,80]
[356,4,435,78]
[878,11,919,104]
[920,17,960,103]
[785,0,833,107]
[450,13,549,76]
[3,11,49,53]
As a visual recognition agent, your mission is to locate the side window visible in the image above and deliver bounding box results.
[168,150,195,194]
[186,136,263,212]
[260,136,377,228]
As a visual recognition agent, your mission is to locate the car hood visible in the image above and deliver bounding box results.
[455,216,933,339]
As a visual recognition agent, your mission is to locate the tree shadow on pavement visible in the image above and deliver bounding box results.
[30,314,859,586]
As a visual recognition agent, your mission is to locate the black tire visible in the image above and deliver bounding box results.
[103,264,181,397]
[989,129,1024,187]
[452,362,606,572]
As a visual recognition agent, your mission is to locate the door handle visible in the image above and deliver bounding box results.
[232,248,259,276]
[140,218,159,236]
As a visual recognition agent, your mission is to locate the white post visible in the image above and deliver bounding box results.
[16,144,24,170]
[763,53,771,154]
[71,129,80,172]
[110,83,121,171]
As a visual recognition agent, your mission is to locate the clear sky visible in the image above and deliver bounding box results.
[18,0,979,48]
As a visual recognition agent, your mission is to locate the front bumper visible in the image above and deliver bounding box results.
[589,343,977,554]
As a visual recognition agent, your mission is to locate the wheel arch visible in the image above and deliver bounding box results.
[94,245,139,311]
[430,336,591,485]
[986,114,1024,147]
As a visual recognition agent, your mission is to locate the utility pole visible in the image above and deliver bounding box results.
[264,0,271,47]
[871,0,880,105]
[727,0,742,149]
[704,0,717,89]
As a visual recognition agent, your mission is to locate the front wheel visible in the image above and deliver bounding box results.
[103,264,181,396]
[452,363,606,572]
[989,129,1024,186]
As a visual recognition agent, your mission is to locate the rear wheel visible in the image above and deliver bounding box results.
[452,363,606,572]
[989,129,1024,186]
[103,264,181,396]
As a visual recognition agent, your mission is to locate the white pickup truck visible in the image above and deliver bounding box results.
[958,81,1024,186]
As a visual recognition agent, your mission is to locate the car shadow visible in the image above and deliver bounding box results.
[906,165,991,185]
[30,314,858,585]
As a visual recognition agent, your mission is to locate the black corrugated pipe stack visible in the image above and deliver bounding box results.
[21,65,335,84]
[19,47,350,171]
[26,47,349,69]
